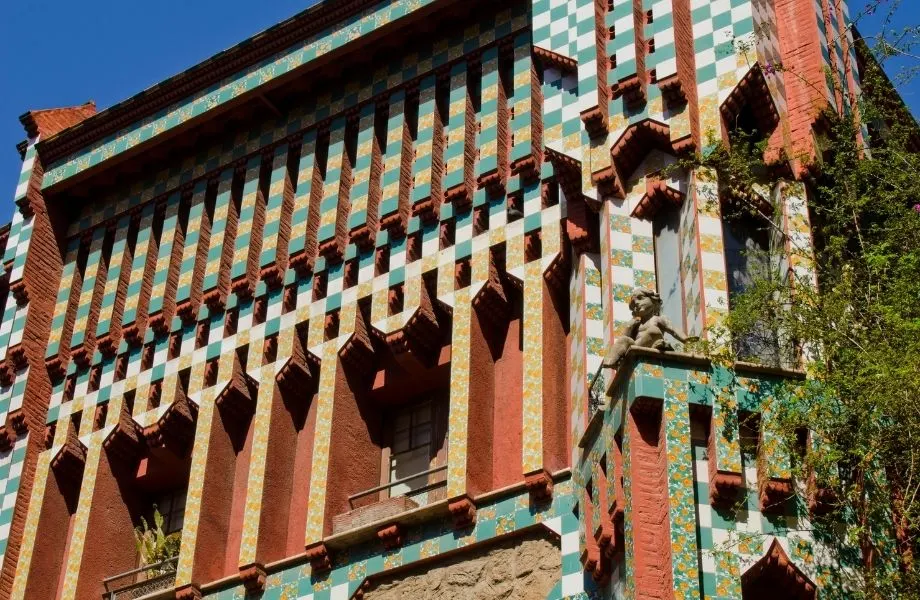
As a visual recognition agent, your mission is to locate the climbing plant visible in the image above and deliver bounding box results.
[679,2,920,597]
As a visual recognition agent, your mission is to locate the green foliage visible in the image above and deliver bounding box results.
[676,4,920,597]
[133,506,180,571]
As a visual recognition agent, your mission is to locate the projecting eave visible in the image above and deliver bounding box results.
[35,0,462,194]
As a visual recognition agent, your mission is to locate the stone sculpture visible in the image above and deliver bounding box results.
[603,287,690,369]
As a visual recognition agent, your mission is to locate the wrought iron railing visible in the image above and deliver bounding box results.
[588,363,607,415]
[348,464,448,509]
[102,556,178,600]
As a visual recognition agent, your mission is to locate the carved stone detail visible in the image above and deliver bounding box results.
[377,523,404,550]
[175,583,203,600]
[305,542,332,573]
[524,469,554,504]
[239,562,267,593]
[448,495,476,529]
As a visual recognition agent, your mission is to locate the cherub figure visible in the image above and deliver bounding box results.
[603,287,690,369]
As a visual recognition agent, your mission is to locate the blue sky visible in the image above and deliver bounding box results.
[0,0,917,220]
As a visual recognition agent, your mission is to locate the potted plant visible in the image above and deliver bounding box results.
[133,506,180,580]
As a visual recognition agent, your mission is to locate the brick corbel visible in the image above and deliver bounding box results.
[175,583,203,600]
[631,177,685,220]
[7,343,27,372]
[6,408,25,437]
[510,154,541,184]
[339,303,376,376]
[564,193,599,255]
[590,165,620,200]
[542,231,571,299]
[533,46,578,73]
[444,183,471,213]
[806,477,836,517]
[386,278,441,363]
[50,421,87,488]
[476,171,506,197]
[145,382,198,455]
[657,74,687,108]
[239,562,267,593]
[759,476,793,514]
[9,278,28,306]
[471,251,510,330]
[304,541,332,573]
[580,523,610,586]
[45,353,69,383]
[0,361,12,388]
[720,64,779,144]
[376,523,404,550]
[103,402,145,465]
[618,74,647,110]
[447,495,476,529]
[215,352,257,424]
[0,427,13,453]
[709,471,744,509]
[276,332,317,396]
[580,106,608,139]
[524,468,553,504]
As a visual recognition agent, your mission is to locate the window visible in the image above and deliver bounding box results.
[653,205,685,343]
[722,215,781,365]
[153,488,187,535]
[385,397,447,505]
[389,401,434,497]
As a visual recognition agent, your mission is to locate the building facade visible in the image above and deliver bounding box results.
[0,0,868,598]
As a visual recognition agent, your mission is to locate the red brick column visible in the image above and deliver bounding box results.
[626,401,674,599]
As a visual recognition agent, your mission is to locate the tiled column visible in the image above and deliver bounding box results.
[230,155,266,298]
[147,192,185,335]
[377,91,412,236]
[259,144,295,287]
[443,61,475,211]
[175,180,211,321]
[316,118,352,262]
[120,202,158,344]
[200,169,236,310]
[411,75,444,222]
[57,395,137,600]
[69,226,108,366]
[288,131,322,276]
[94,214,133,356]
[347,103,383,249]
[509,32,542,180]
[44,238,82,375]
[445,288,475,525]
[476,45,509,194]
[175,349,251,595]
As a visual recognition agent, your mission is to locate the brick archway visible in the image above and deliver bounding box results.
[741,538,817,600]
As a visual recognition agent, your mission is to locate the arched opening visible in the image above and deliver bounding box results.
[81,387,195,600]
[742,539,816,600]
[326,292,453,536]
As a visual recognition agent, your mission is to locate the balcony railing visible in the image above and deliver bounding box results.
[588,364,607,415]
[102,556,178,600]
[348,464,448,510]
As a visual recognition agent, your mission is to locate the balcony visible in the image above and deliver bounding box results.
[102,556,178,600]
[332,464,448,534]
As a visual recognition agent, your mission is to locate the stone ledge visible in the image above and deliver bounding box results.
[198,470,572,595]
[332,496,419,534]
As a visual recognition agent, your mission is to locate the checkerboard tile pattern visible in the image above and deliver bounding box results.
[43,0,463,188]
[175,180,211,316]
[205,481,586,600]
[580,357,860,598]
[3,0,869,597]
[0,434,27,563]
